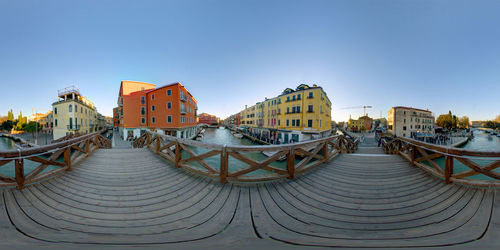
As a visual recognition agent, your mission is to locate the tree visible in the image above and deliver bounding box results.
[496,114,500,124]
[458,116,470,129]
[436,113,453,130]
[0,120,14,131]
[485,120,496,129]
[7,109,14,121]
[24,121,41,136]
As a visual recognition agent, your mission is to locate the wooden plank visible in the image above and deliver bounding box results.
[444,156,453,184]
[15,159,24,189]
[287,147,295,179]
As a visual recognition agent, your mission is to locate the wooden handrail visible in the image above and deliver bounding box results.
[134,131,359,183]
[0,130,111,189]
[381,136,500,187]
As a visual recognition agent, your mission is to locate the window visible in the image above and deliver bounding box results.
[167,89,171,96]
[292,120,296,126]
[297,94,301,100]
[85,109,87,114]
[141,107,145,115]
[167,116,172,123]
[81,107,83,113]
[308,92,313,98]
[292,95,296,101]
[141,96,145,104]
[287,96,290,102]
[320,120,322,128]
[287,120,289,126]
[75,105,77,113]
[403,126,407,131]
[296,106,301,113]
[292,107,296,113]
[181,116,185,123]
[287,107,290,113]
[69,104,72,112]
[308,105,313,112]
[308,120,313,127]
[152,117,156,123]
[296,119,300,127]
[151,94,155,100]
[141,118,145,124]
[167,102,172,109]
[54,107,58,114]
[152,105,155,111]
[55,119,58,127]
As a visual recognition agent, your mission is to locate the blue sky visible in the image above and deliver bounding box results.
[0,0,499,121]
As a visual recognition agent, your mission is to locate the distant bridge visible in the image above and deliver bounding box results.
[0,130,499,249]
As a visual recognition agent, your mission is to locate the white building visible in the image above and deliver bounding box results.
[388,106,435,138]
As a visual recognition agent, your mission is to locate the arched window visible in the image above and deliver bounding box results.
[69,104,72,112]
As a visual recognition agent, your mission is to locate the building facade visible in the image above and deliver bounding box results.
[117,81,198,140]
[233,84,332,143]
[198,113,218,125]
[52,86,99,140]
[347,115,373,132]
[388,106,435,138]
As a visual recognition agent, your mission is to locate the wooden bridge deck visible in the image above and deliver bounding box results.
[0,147,499,249]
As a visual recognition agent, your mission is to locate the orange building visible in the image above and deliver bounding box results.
[117,80,198,140]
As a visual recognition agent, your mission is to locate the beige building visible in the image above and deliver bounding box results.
[52,86,99,140]
[388,106,435,138]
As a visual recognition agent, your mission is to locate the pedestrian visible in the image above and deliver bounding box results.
[378,138,382,147]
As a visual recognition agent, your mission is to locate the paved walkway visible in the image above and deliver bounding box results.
[112,131,132,149]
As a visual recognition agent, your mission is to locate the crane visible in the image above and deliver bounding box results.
[341,106,373,117]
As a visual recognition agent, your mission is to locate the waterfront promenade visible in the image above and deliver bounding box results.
[0,135,499,249]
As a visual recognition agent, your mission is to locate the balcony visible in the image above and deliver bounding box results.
[307,110,314,113]
[67,125,80,131]
[180,109,187,114]
[180,96,188,102]
[307,95,314,99]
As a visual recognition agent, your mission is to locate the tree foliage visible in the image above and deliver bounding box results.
[0,120,15,131]
[7,109,14,121]
[458,116,469,129]
[24,121,41,135]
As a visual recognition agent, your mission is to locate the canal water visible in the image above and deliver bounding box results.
[0,136,57,180]
[186,127,289,176]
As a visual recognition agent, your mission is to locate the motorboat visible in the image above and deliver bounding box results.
[233,133,243,139]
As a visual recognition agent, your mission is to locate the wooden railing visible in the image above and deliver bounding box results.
[0,131,111,189]
[382,136,500,187]
[134,131,359,183]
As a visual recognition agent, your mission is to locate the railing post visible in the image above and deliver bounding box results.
[322,141,329,162]
[444,156,454,184]
[175,140,182,168]
[15,159,24,189]
[85,138,90,154]
[287,146,295,179]
[410,145,417,166]
[64,147,72,171]
[155,136,161,153]
[220,145,228,183]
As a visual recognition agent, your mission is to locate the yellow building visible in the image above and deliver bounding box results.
[52,86,99,140]
[347,115,373,132]
[236,84,332,143]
